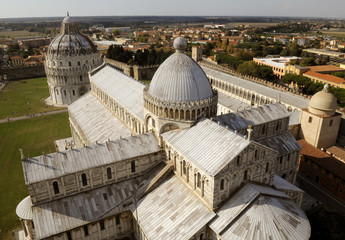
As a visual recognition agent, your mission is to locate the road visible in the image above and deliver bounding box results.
[297,174,345,214]
[0,109,68,123]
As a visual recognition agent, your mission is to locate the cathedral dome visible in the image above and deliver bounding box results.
[47,13,97,57]
[308,84,337,116]
[148,37,213,102]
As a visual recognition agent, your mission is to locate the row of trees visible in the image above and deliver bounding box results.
[237,61,275,81]
[216,53,276,81]
[6,44,37,58]
[282,74,324,95]
[282,73,345,106]
[106,45,174,66]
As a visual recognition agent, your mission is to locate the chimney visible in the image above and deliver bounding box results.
[247,125,253,141]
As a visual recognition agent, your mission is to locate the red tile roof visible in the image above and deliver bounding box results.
[303,71,345,85]
[299,139,345,178]
[308,65,345,73]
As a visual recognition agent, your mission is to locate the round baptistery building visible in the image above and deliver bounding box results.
[44,13,102,105]
[143,37,218,134]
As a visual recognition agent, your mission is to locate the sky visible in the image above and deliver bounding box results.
[0,0,344,19]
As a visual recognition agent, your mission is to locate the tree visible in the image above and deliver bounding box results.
[237,61,275,81]
[216,53,243,69]
[233,50,254,61]
[221,40,228,50]
[203,42,214,57]
[112,29,121,36]
[300,57,316,66]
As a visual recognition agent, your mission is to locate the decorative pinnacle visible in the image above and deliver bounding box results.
[67,11,69,17]
[323,83,330,93]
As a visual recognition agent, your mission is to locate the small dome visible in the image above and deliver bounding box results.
[173,37,187,52]
[148,38,213,102]
[16,196,32,220]
[309,84,337,116]
[62,12,73,23]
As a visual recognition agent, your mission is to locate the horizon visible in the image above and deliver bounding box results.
[0,0,345,20]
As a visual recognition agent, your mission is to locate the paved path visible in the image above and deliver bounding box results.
[0,109,68,123]
[0,81,7,92]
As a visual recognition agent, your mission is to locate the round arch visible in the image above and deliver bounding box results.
[159,122,181,134]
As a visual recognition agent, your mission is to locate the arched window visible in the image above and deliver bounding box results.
[83,225,89,236]
[107,167,112,180]
[82,173,87,186]
[53,181,59,194]
[220,179,225,191]
[244,170,248,181]
[131,161,136,173]
[236,155,241,165]
[265,163,269,173]
[200,233,204,240]
[261,125,266,134]
[255,150,259,159]
[186,110,190,120]
[183,160,187,175]
[197,172,201,188]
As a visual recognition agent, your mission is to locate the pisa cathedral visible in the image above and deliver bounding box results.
[16,31,314,239]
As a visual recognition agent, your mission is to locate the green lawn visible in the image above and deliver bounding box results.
[0,78,63,119]
[140,80,151,85]
[0,112,71,239]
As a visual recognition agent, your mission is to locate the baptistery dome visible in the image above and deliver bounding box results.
[308,84,337,116]
[45,13,102,106]
[148,37,213,102]
[47,14,97,57]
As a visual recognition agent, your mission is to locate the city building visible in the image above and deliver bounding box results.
[18,38,51,50]
[274,36,290,45]
[298,140,345,202]
[16,37,310,240]
[10,56,24,66]
[284,64,345,88]
[253,56,301,79]
[293,37,310,46]
[44,13,102,106]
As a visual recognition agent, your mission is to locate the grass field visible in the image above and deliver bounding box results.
[0,78,63,119]
[225,22,280,28]
[0,30,43,38]
[309,31,345,39]
[0,112,71,239]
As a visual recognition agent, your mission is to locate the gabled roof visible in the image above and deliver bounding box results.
[257,131,301,155]
[303,70,345,85]
[68,92,132,144]
[217,103,290,131]
[209,183,310,240]
[162,118,250,176]
[22,133,160,184]
[131,175,216,240]
[90,64,145,120]
[274,175,304,193]
[32,162,166,239]
[217,91,251,112]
